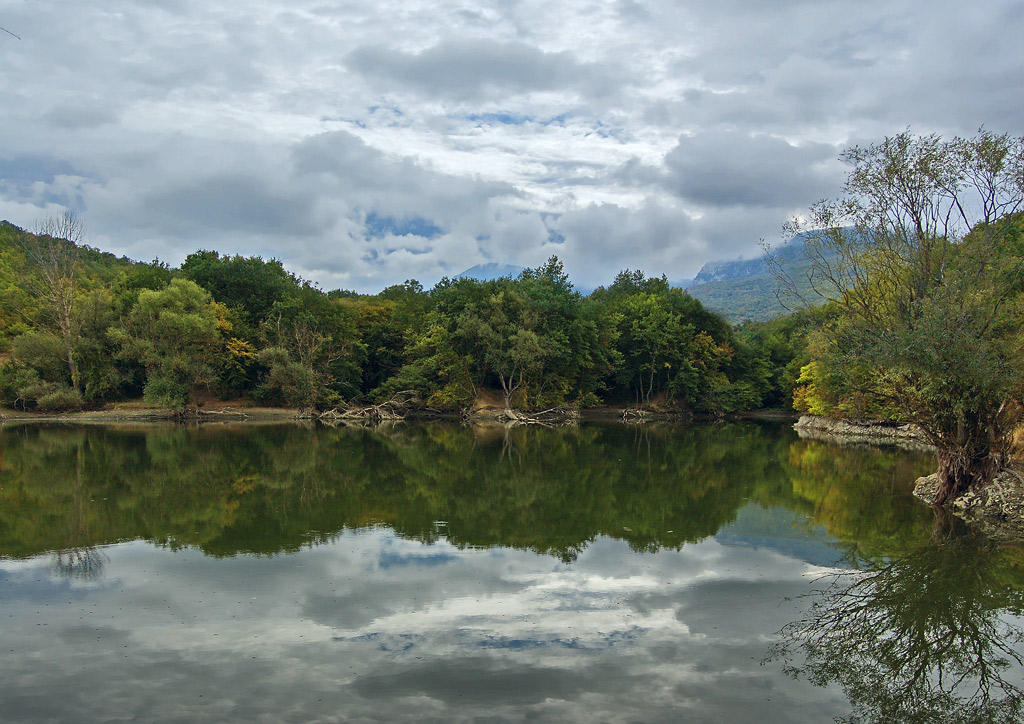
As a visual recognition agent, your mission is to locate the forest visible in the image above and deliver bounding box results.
[0,217,814,415]
[2,129,1022,506]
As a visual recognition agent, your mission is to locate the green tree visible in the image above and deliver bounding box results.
[736,308,823,409]
[110,278,226,407]
[255,288,364,409]
[592,270,754,411]
[341,280,433,396]
[381,258,610,410]
[785,130,1024,503]
[180,250,297,332]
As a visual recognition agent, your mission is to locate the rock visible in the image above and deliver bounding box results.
[914,470,1024,543]
[794,415,933,451]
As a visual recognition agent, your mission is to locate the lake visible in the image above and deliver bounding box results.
[1,421,1022,723]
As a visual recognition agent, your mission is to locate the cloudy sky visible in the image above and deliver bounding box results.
[1,1,1021,292]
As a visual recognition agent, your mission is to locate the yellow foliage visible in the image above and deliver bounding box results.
[225,337,256,361]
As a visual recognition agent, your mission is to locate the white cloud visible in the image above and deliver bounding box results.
[0,0,1021,291]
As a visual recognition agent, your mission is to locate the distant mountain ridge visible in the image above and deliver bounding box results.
[455,262,525,281]
[453,234,819,322]
[691,236,808,286]
[692,256,769,285]
[685,234,818,321]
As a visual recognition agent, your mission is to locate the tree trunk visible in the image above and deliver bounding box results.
[61,314,80,392]
[498,369,518,411]
[933,446,1002,506]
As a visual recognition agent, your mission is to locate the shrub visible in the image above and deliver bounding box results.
[37,386,84,411]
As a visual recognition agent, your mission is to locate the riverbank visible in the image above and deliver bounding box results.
[793,414,933,451]
[0,401,301,424]
[914,471,1024,542]
[0,391,803,426]
[794,415,1024,542]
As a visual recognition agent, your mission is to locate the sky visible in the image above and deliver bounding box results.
[0,0,1021,293]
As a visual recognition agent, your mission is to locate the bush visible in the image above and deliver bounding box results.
[143,376,189,408]
[37,386,84,411]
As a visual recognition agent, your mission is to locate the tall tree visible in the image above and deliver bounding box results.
[783,130,1024,503]
[24,211,84,391]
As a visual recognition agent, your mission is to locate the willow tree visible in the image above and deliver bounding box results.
[780,130,1024,504]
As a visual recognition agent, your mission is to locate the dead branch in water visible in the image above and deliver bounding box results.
[319,390,421,425]
[621,408,650,424]
[479,406,580,427]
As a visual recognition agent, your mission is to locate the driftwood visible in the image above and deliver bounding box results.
[318,391,421,425]
[468,406,580,427]
[621,408,650,424]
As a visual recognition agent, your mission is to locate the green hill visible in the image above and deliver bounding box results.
[686,235,825,321]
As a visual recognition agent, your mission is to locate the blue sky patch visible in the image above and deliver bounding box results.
[465,112,532,126]
[364,212,444,240]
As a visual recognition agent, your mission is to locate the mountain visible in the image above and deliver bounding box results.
[455,263,525,282]
[684,234,821,322]
[692,237,808,285]
[452,233,824,322]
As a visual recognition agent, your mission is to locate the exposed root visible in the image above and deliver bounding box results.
[464,405,580,427]
[319,390,421,425]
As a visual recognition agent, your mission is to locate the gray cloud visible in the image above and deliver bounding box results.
[662,132,842,209]
[346,39,618,101]
[0,530,851,723]
[0,0,1020,290]
[143,174,321,236]
[549,202,702,287]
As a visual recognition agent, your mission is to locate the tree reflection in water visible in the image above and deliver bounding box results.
[52,546,107,580]
[768,513,1024,724]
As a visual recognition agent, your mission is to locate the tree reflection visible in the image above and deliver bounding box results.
[52,546,107,580]
[769,514,1024,724]
[0,421,934,561]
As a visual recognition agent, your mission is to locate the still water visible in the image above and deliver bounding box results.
[1,421,1022,723]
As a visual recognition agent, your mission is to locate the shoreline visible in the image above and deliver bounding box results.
[793,414,933,451]
[0,405,301,424]
[795,414,1024,542]
[0,402,801,426]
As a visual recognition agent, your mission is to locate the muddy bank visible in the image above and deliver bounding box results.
[0,405,302,425]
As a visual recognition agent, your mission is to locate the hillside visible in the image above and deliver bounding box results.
[686,235,823,321]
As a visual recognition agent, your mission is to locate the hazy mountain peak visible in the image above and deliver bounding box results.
[455,263,525,281]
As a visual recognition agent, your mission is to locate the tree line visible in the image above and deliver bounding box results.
[4,128,1022,506]
[0,219,811,414]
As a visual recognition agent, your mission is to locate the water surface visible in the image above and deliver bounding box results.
[1,421,1021,723]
